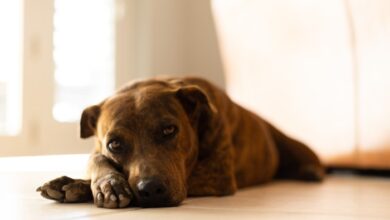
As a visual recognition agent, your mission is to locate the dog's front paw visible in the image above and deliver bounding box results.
[92,173,132,208]
[37,176,92,203]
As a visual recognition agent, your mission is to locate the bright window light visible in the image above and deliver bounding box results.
[0,0,23,135]
[53,0,115,122]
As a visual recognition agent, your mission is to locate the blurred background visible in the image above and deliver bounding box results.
[0,0,389,170]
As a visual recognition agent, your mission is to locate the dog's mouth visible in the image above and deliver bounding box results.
[134,191,182,208]
[136,196,181,208]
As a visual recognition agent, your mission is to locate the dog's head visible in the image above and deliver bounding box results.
[80,79,216,207]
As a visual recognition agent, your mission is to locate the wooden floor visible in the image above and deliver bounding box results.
[0,155,389,220]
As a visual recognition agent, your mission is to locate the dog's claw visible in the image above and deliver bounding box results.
[97,192,103,201]
[62,184,70,191]
[96,192,104,207]
[118,194,131,208]
[46,188,64,200]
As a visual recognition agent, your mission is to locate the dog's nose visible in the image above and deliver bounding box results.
[136,177,169,207]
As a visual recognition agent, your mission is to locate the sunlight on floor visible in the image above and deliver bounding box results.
[0,155,389,220]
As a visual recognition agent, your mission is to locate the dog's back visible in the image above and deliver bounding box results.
[171,77,324,187]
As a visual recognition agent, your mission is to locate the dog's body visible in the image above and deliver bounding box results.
[38,77,324,208]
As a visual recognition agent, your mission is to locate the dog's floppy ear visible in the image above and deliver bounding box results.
[175,86,217,119]
[80,105,101,138]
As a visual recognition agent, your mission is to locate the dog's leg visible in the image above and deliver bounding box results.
[187,144,237,197]
[88,153,133,208]
[37,176,92,203]
[268,123,325,181]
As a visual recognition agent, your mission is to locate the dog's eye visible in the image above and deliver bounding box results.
[107,139,124,153]
[162,125,177,137]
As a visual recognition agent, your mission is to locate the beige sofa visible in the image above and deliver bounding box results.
[212,0,390,169]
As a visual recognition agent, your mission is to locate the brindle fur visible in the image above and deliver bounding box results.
[37,77,324,208]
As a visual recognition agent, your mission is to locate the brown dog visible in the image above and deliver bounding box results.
[37,77,324,208]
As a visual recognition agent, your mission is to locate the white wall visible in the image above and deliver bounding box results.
[131,0,225,88]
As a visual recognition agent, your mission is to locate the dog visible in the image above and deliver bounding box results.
[37,76,324,208]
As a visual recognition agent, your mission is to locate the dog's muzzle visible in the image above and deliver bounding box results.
[136,177,171,207]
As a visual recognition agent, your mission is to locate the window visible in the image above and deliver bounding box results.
[0,0,23,135]
[53,0,115,122]
[0,0,133,156]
